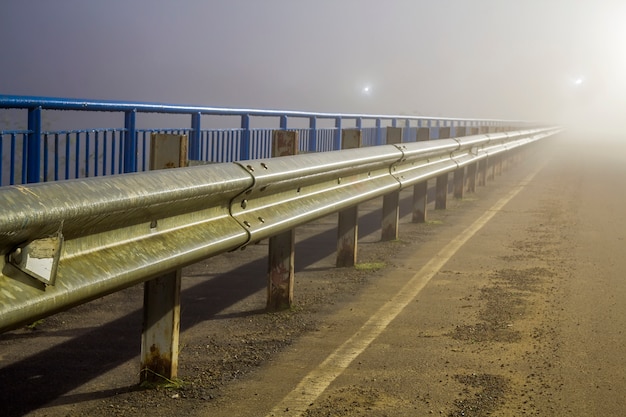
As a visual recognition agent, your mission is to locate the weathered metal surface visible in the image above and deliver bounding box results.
[141,269,181,382]
[0,126,561,333]
[466,162,478,192]
[341,129,362,150]
[381,192,400,241]
[336,129,362,268]
[267,230,295,310]
[0,163,253,332]
[435,117,452,212]
[416,127,430,141]
[435,173,449,210]
[7,232,63,286]
[150,133,188,169]
[412,182,428,223]
[479,158,488,186]
[391,128,560,190]
[140,134,185,383]
[410,127,434,223]
[381,128,402,241]
[453,167,466,199]
[336,206,359,267]
[267,130,298,310]
[230,146,404,244]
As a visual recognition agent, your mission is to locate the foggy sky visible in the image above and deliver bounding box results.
[1,0,625,130]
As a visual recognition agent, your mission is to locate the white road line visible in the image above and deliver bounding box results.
[266,169,542,417]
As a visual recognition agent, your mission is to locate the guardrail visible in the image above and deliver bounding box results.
[0,124,559,383]
[1,95,531,186]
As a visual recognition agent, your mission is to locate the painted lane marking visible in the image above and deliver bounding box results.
[267,169,542,417]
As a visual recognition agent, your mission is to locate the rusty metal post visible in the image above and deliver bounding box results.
[435,127,451,209]
[336,129,361,267]
[141,133,187,383]
[453,166,465,199]
[467,127,480,192]
[267,229,295,310]
[141,269,181,383]
[416,127,430,142]
[267,130,298,310]
[381,127,402,241]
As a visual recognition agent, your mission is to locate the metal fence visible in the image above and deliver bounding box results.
[0,95,526,187]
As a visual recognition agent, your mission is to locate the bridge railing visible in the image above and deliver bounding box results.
[0,95,526,186]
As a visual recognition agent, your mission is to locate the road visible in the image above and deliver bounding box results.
[1,133,625,416]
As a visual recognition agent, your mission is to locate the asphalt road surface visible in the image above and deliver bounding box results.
[1,133,625,416]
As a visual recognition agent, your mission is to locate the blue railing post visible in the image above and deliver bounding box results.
[123,110,137,173]
[240,114,251,160]
[190,112,202,161]
[404,119,410,142]
[356,117,362,130]
[376,118,383,145]
[333,117,342,150]
[279,115,288,130]
[309,117,317,153]
[27,106,42,183]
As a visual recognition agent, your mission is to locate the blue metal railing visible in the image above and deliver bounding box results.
[0,95,520,187]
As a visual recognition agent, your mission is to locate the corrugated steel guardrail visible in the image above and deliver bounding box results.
[0,126,559,334]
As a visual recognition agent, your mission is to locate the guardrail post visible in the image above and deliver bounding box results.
[466,125,479,192]
[478,158,488,186]
[495,154,504,176]
[267,130,298,310]
[412,127,432,223]
[477,126,490,185]
[140,133,187,384]
[453,127,467,199]
[435,127,451,209]
[381,127,402,241]
[336,129,362,267]
[27,106,42,183]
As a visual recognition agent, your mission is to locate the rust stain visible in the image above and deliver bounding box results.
[381,224,397,241]
[336,239,355,268]
[141,344,172,383]
[267,286,291,311]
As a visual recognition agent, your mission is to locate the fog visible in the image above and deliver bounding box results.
[1,0,625,136]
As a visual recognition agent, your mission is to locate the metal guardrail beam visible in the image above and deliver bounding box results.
[0,127,560,333]
[0,164,253,332]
